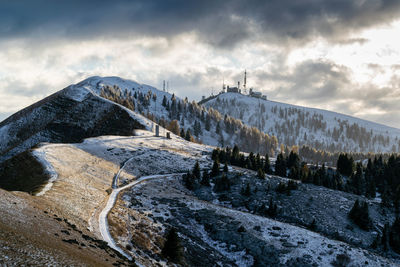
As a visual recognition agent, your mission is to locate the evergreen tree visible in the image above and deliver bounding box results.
[183,171,196,190]
[390,217,400,254]
[350,163,364,195]
[245,157,253,170]
[180,128,185,138]
[232,145,240,165]
[201,170,210,186]
[382,223,390,251]
[211,159,220,177]
[192,161,201,180]
[214,174,230,192]
[185,129,192,142]
[205,116,211,131]
[162,95,167,107]
[255,153,261,170]
[257,168,265,179]
[193,120,201,137]
[275,152,286,177]
[211,148,220,161]
[162,228,184,264]
[215,121,221,134]
[223,163,228,173]
[337,154,354,176]
[287,151,300,170]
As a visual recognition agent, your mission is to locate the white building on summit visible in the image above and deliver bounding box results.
[222,70,267,100]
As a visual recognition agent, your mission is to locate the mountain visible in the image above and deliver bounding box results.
[6,76,278,157]
[1,76,400,266]
[201,92,400,153]
[3,75,400,166]
[0,76,155,163]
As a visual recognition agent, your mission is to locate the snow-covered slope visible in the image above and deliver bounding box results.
[0,76,155,163]
[202,92,400,153]
[86,77,279,154]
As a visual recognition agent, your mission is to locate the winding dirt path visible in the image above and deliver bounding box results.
[98,167,185,261]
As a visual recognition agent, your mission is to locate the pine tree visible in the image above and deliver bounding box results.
[214,174,230,192]
[337,154,354,176]
[287,151,300,170]
[185,129,192,142]
[183,171,196,190]
[215,121,221,134]
[351,163,364,195]
[211,159,220,177]
[390,217,400,254]
[275,153,286,177]
[382,223,390,251]
[255,153,261,170]
[242,183,251,196]
[180,128,185,138]
[205,116,211,131]
[201,170,210,186]
[223,163,228,173]
[192,161,201,180]
[162,95,167,107]
[193,120,200,137]
[162,228,184,264]
[211,148,220,161]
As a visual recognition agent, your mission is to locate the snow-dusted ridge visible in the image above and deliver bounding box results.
[203,92,400,152]
[0,76,159,163]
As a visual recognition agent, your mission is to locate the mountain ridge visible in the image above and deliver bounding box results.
[202,91,400,153]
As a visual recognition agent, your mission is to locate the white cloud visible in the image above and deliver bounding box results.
[1,20,400,129]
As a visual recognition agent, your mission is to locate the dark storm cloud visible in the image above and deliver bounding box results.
[255,60,350,102]
[1,0,400,47]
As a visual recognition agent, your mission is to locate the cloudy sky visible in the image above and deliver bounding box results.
[1,0,400,128]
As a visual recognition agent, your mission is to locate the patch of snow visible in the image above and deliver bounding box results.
[0,124,9,149]
[32,145,59,196]
[64,85,90,102]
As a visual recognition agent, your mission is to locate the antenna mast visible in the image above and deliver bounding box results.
[243,70,247,94]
